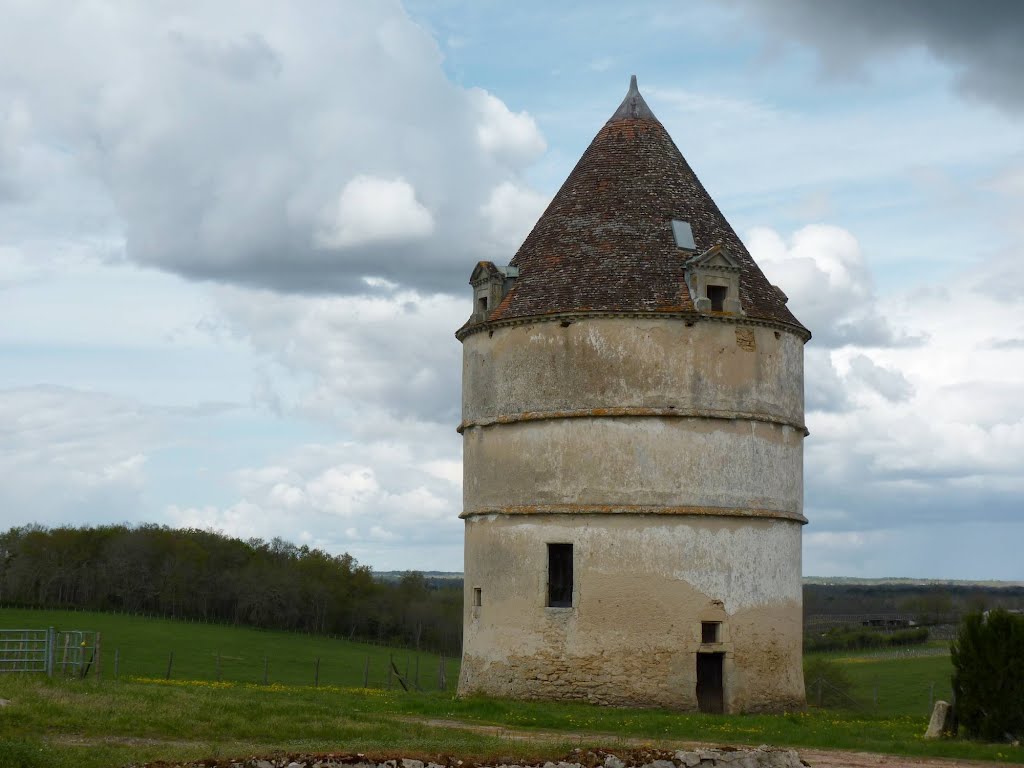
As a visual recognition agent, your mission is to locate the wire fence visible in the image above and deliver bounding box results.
[0,623,454,691]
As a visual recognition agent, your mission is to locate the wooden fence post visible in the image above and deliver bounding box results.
[263,656,269,685]
[216,652,222,682]
[363,655,369,688]
[166,651,174,680]
[114,648,119,680]
[314,657,320,688]
[95,633,102,680]
[387,653,393,690]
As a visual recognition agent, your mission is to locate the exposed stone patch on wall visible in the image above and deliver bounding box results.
[734,328,756,352]
[460,647,684,708]
[144,747,807,768]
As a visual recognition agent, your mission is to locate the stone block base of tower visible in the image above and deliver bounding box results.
[457,514,806,714]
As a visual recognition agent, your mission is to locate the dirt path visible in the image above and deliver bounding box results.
[395,715,1005,768]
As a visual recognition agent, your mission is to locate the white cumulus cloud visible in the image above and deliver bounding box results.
[480,181,550,255]
[0,2,548,293]
[749,224,898,348]
[473,89,547,167]
[317,175,434,249]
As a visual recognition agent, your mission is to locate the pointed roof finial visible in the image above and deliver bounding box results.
[609,74,657,122]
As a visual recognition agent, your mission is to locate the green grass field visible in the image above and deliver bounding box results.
[0,607,457,689]
[804,640,955,718]
[2,609,1022,768]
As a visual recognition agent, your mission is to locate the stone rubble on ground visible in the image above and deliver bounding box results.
[135,746,807,768]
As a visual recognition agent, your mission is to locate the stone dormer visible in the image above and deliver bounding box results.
[685,244,745,315]
[469,261,519,323]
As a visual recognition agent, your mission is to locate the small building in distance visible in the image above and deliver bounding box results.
[455,77,810,713]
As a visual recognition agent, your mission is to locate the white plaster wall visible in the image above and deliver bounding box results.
[462,318,805,427]
[463,417,804,516]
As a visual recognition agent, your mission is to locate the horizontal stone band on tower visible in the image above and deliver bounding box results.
[457,406,809,436]
[456,308,811,342]
[461,503,808,524]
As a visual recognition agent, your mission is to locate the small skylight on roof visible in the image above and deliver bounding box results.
[672,220,696,251]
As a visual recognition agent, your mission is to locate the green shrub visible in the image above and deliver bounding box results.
[951,609,1024,741]
[889,627,929,646]
[803,656,856,708]
[805,625,929,652]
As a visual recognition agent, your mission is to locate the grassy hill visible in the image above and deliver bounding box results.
[0,607,458,690]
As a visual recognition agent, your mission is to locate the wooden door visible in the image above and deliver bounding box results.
[696,652,724,713]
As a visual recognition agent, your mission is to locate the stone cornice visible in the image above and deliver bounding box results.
[455,309,812,343]
[458,406,809,436]
[461,503,808,525]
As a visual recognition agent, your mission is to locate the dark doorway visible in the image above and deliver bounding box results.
[696,652,724,713]
[707,285,727,312]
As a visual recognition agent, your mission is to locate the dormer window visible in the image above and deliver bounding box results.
[684,244,744,316]
[468,262,519,324]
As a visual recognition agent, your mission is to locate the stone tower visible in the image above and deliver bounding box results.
[455,77,809,713]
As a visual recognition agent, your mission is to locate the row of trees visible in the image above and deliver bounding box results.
[0,524,462,655]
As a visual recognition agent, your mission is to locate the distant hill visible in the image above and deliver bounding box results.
[803,576,1024,587]
[376,571,1024,589]
[373,571,464,590]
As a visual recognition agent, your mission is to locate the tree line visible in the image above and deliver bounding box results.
[0,524,462,655]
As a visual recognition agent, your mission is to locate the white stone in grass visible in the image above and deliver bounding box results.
[924,700,951,739]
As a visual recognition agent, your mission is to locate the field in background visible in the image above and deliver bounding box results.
[805,642,955,717]
[0,607,457,690]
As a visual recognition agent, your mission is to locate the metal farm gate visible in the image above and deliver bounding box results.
[0,628,54,674]
[0,627,99,677]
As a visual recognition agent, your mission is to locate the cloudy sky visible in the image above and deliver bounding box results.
[1,0,1022,578]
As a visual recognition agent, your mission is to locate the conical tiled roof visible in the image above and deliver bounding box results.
[482,77,807,336]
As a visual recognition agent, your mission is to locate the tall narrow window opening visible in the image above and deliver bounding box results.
[473,587,482,607]
[477,296,488,313]
[707,285,727,312]
[547,543,573,607]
